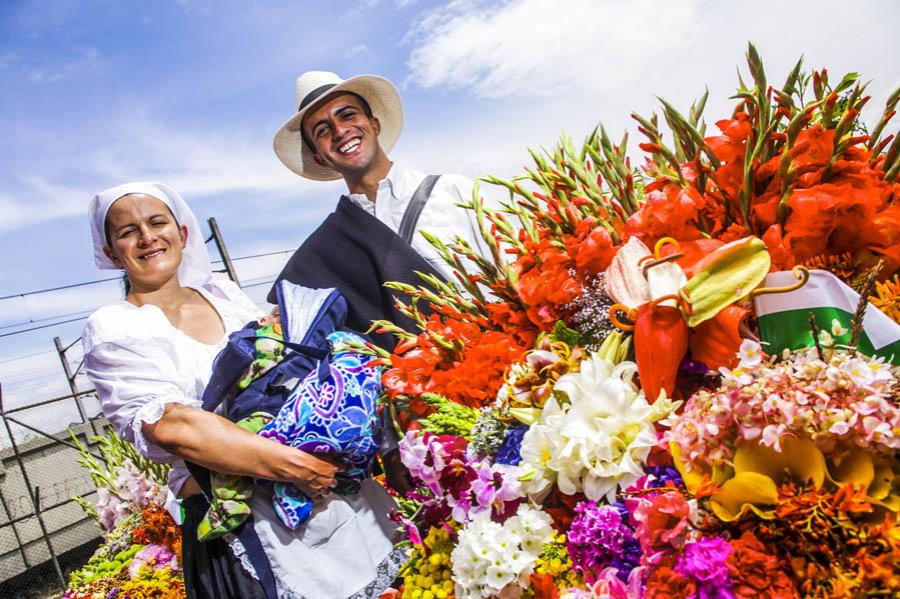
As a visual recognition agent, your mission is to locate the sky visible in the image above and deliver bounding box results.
[0,0,897,440]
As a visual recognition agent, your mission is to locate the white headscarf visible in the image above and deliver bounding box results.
[88,182,213,289]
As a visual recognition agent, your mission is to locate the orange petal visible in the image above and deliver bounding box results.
[634,302,689,402]
[689,305,750,370]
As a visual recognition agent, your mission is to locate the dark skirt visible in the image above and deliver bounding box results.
[181,494,268,599]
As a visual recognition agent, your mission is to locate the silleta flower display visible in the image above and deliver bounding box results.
[63,43,899,599]
[374,44,900,598]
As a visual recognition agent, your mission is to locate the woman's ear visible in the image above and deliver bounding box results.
[179,224,189,248]
[102,245,123,269]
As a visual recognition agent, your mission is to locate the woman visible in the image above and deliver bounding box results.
[83,182,402,599]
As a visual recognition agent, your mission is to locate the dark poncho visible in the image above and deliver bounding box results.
[267,196,443,350]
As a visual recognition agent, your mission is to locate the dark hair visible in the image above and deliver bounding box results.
[300,91,374,152]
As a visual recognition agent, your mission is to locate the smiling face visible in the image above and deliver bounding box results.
[102,194,187,292]
[301,92,386,178]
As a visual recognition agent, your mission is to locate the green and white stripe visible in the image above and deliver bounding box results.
[753,269,900,364]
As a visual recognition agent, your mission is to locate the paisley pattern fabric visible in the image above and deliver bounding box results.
[200,330,383,535]
[259,330,382,529]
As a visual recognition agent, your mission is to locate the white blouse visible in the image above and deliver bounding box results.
[82,278,263,495]
[82,278,402,598]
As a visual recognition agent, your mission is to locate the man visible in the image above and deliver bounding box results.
[269,70,488,345]
[269,71,489,493]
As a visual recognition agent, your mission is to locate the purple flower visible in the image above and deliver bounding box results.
[680,358,710,376]
[644,465,684,488]
[494,424,527,465]
[105,588,121,599]
[675,537,734,598]
[567,501,642,584]
[127,544,179,578]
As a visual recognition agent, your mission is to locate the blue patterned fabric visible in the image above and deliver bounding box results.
[258,330,382,529]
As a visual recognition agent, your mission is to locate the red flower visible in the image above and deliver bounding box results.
[626,181,704,244]
[633,299,689,403]
[632,491,692,565]
[571,224,617,277]
[788,125,834,168]
[644,565,698,598]
[727,531,799,599]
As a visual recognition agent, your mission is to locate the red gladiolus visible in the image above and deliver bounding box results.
[633,296,689,403]
[626,181,704,245]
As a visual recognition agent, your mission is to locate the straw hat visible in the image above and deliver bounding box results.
[273,71,403,181]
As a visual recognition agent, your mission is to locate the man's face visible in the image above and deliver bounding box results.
[302,92,382,176]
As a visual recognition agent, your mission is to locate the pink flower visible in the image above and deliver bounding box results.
[127,543,178,578]
[631,491,692,566]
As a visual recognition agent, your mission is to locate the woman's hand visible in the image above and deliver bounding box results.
[287,451,342,500]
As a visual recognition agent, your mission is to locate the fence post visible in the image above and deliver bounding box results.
[207,217,241,286]
[0,478,31,569]
[54,337,98,442]
[0,401,66,587]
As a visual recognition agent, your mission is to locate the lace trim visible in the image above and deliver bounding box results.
[222,532,259,580]
[347,546,409,599]
[131,396,198,458]
[267,545,408,599]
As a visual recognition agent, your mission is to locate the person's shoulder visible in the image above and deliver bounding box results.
[431,173,475,205]
[82,302,168,354]
[204,276,244,302]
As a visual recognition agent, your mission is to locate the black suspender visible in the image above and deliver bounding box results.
[397,174,440,245]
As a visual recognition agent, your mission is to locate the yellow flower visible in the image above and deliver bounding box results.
[674,436,900,522]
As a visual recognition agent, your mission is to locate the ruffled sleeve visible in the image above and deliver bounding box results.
[82,306,199,462]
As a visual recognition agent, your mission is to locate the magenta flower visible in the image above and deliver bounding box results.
[675,537,734,599]
[127,544,179,578]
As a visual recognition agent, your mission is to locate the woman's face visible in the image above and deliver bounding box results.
[102,194,187,291]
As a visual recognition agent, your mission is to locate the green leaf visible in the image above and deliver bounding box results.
[548,320,583,347]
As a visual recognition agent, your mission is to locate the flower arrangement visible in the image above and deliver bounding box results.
[450,504,554,598]
[375,44,900,598]
[66,430,186,599]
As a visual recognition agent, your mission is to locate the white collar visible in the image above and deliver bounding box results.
[346,161,424,205]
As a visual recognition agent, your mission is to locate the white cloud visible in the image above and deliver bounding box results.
[341,0,381,21]
[344,43,368,59]
[407,0,700,98]
[28,46,101,84]
[176,0,212,17]
[401,0,900,181]
[0,53,17,68]
[0,108,323,232]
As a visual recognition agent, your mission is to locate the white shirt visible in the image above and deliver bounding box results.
[346,162,491,280]
[82,277,262,496]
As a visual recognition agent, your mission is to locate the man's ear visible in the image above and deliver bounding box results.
[371,116,381,136]
[313,154,329,167]
[103,245,123,269]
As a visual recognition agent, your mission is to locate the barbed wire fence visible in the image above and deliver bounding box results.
[0,217,291,598]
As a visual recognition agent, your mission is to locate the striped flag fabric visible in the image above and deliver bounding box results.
[753,269,900,364]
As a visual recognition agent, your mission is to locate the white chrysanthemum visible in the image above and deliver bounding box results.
[519,353,679,503]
